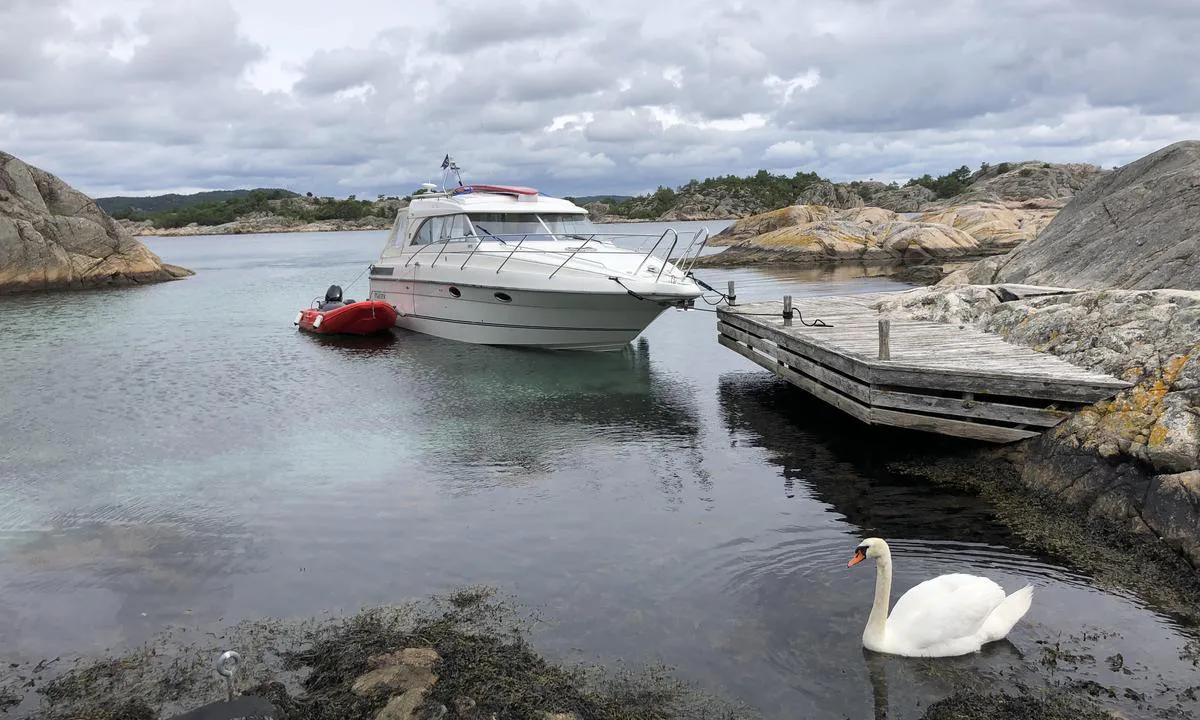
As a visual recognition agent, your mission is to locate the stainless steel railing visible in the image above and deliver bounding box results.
[398,228,711,282]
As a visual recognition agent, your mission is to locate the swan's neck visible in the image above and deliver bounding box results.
[864,552,892,646]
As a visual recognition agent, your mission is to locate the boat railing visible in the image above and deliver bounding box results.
[398,228,711,281]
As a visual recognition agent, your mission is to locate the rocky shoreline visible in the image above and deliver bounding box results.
[0,152,193,294]
[117,214,394,236]
[875,285,1200,570]
[859,141,1200,578]
[691,199,1061,270]
[7,585,1164,720]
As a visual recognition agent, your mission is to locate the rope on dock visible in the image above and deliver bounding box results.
[610,275,833,327]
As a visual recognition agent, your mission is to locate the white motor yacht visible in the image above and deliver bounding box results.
[367,163,709,351]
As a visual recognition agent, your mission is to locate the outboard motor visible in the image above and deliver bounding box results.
[317,284,345,311]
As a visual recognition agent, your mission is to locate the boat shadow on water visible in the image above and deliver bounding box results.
[296,327,399,355]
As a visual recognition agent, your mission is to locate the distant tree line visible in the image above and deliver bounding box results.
[593,169,827,219]
[110,189,398,228]
[96,188,297,215]
[588,160,1040,218]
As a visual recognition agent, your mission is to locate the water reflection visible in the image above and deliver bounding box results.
[717,371,1011,545]
[5,231,1199,720]
[712,370,1200,719]
[378,334,703,478]
[297,330,399,354]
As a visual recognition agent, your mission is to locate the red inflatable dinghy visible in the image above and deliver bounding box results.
[295,284,398,336]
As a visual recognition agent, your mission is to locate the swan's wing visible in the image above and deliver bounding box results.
[886,573,1006,651]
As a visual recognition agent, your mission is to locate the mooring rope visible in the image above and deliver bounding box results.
[342,264,371,297]
[609,276,832,327]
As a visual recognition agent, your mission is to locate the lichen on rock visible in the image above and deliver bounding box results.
[876,283,1200,567]
[699,204,982,266]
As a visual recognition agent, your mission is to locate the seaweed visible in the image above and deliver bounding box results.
[919,690,1114,720]
[19,587,751,720]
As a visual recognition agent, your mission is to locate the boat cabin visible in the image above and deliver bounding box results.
[380,184,595,258]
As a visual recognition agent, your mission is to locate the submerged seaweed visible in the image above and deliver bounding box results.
[17,586,750,720]
[885,449,1200,626]
[919,690,1114,720]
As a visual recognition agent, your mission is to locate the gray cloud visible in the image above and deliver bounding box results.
[126,1,264,82]
[431,0,589,54]
[0,0,1198,199]
[293,48,395,96]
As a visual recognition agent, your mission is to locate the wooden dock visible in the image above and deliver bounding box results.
[716,290,1131,443]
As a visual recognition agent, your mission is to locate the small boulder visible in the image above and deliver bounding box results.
[376,689,428,720]
[368,648,440,671]
[353,647,440,697]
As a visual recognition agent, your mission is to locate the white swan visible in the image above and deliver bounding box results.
[847,537,1034,657]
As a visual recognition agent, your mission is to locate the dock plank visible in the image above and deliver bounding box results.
[716,291,1131,443]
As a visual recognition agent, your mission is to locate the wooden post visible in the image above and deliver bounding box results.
[878,318,891,360]
[782,295,793,321]
[727,280,737,305]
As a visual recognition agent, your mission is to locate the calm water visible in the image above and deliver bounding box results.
[1,222,1197,719]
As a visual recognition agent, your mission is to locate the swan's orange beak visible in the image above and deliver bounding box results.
[848,548,866,567]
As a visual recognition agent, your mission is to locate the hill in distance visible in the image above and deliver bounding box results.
[562,194,634,204]
[95,188,299,215]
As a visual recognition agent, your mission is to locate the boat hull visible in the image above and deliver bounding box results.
[370,277,678,351]
[295,300,398,336]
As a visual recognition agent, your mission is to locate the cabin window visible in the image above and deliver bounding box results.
[412,217,439,245]
[385,212,408,249]
[466,212,594,243]
[412,215,474,245]
[442,214,474,242]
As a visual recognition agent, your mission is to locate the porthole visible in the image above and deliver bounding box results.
[448,286,461,298]
[494,292,512,303]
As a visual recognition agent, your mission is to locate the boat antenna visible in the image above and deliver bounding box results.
[440,154,464,191]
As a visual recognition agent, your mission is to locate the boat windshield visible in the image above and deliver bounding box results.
[466,212,596,243]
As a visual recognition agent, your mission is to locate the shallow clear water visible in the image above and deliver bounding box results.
[0,223,1197,719]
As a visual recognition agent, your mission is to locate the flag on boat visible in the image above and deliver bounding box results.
[441,154,450,169]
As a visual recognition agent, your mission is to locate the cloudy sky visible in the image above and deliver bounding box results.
[2,0,1198,199]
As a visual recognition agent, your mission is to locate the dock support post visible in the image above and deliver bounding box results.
[782,295,793,322]
[878,318,891,360]
[727,280,737,305]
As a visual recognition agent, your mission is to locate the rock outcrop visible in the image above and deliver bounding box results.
[0,151,191,293]
[697,205,982,266]
[949,161,1109,206]
[754,162,1108,218]
[874,284,1200,567]
[916,202,1059,252]
[943,141,1200,291]
[707,205,885,245]
[796,180,866,209]
[864,183,936,212]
